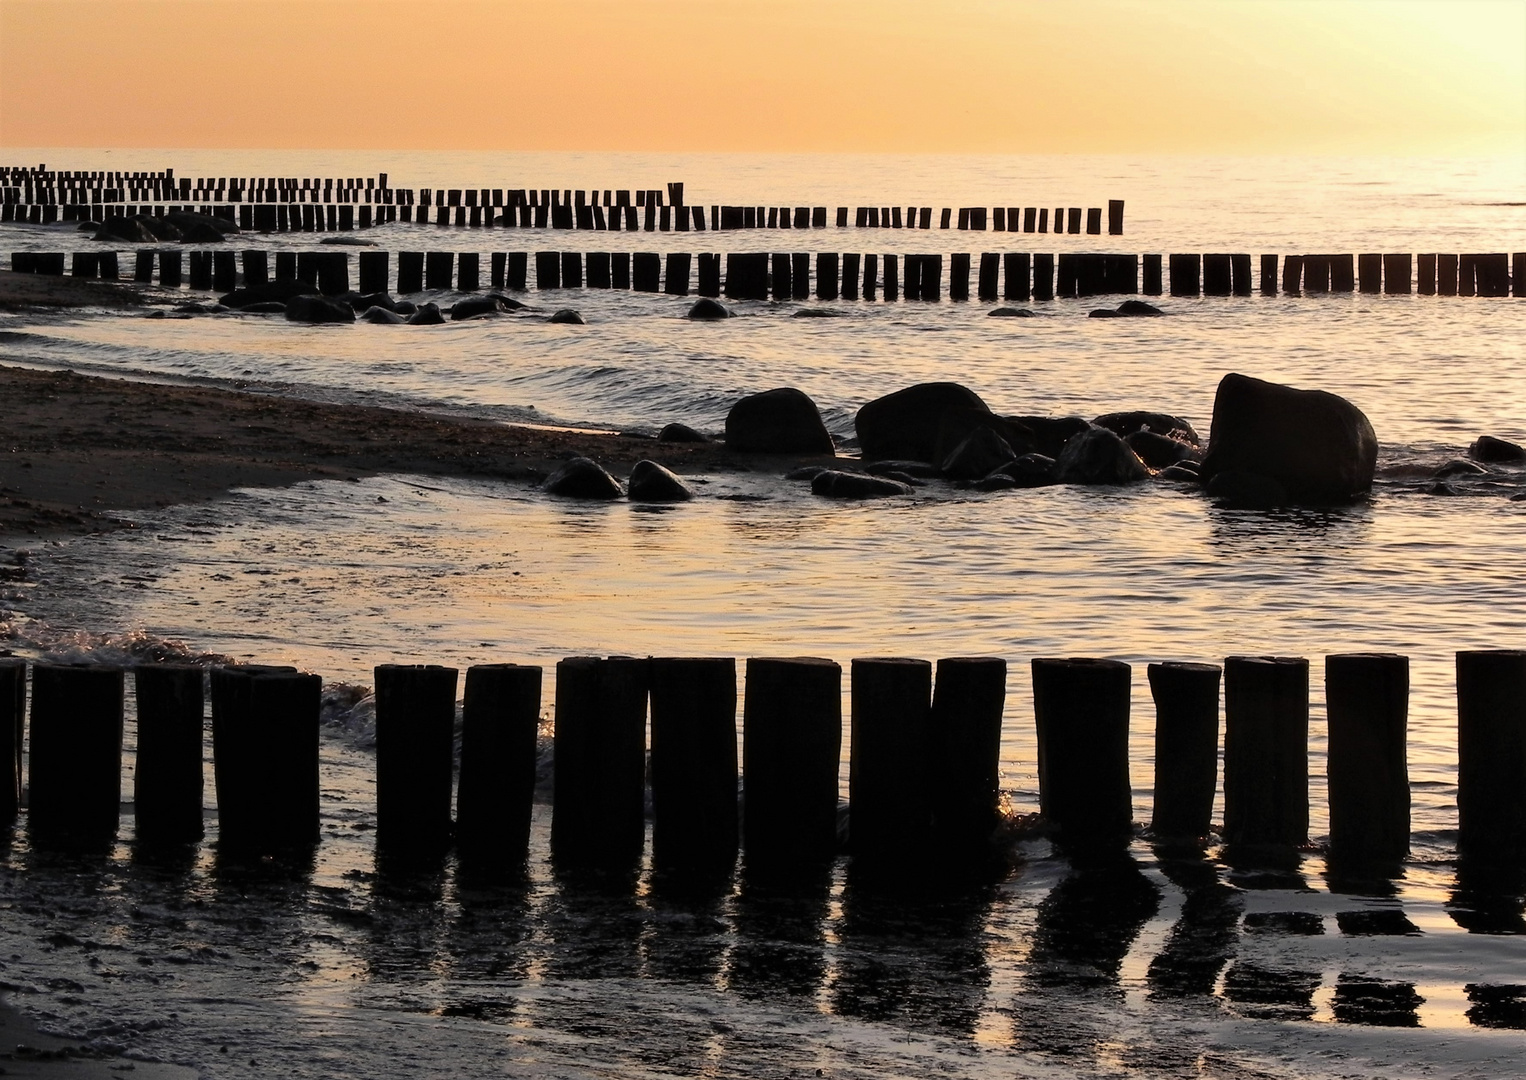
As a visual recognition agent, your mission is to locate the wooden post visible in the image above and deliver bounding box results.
[508,251,528,290]
[1056,253,1079,298]
[1358,253,1382,294]
[790,252,810,299]
[28,663,125,845]
[949,252,971,300]
[742,657,842,872]
[650,658,738,873]
[850,658,932,860]
[1033,252,1054,301]
[586,251,611,288]
[552,656,648,870]
[98,252,119,280]
[317,252,348,295]
[1231,253,1253,296]
[664,252,691,295]
[133,665,205,845]
[977,252,999,301]
[1514,253,1525,297]
[633,251,662,292]
[158,249,182,287]
[275,250,296,282]
[841,253,860,300]
[1437,253,1459,296]
[1147,662,1221,840]
[903,255,922,301]
[1260,254,1278,296]
[457,664,542,868]
[863,253,878,301]
[1381,253,1411,295]
[1142,253,1163,296]
[426,251,454,290]
[535,251,560,289]
[1456,650,1526,860]
[1067,207,1082,234]
[1222,656,1309,848]
[816,252,839,300]
[698,252,720,297]
[457,252,480,291]
[1326,654,1409,866]
[1202,254,1231,296]
[397,251,424,293]
[883,253,898,301]
[1107,199,1124,235]
[1330,254,1355,292]
[0,659,23,825]
[1282,255,1303,295]
[70,252,98,278]
[134,250,155,283]
[558,251,580,289]
[921,254,943,300]
[1024,207,1037,233]
[1031,658,1132,849]
[1086,207,1102,235]
[210,666,322,855]
[359,250,388,294]
[929,657,1006,858]
[1003,252,1029,300]
[375,664,459,860]
[1169,254,1200,296]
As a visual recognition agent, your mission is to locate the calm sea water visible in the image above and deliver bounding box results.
[0,150,1524,1078]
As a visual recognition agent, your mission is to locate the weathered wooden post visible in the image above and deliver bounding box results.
[425,251,454,290]
[1382,253,1411,295]
[789,252,810,299]
[558,251,580,289]
[71,252,99,278]
[1358,254,1382,294]
[317,252,348,295]
[949,252,971,300]
[664,252,691,295]
[359,251,388,294]
[633,252,661,292]
[1143,253,1163,296]
[1514,252,1525,297]
[1231,253,1253,296]
[922,254,944,300]
[929,657,1006,858]
[883,252,898,301]
[1437,254,1459,296]
[1330,254,1355,292]
[1282,255,1304,295]
[456,663,542,867]
[275,250,297,282]
[1202,254,1231,296]
[1169,254,1200,296]
[534,250,560,289]
[98,251,119,280]
[977,252,999,301]
[1003,252,1030,301]
[135,251,156,283]
[1032,252,1054,301]
[1107,199,1124,235]
[1222,656,1308,848]
[397,251,424,293]
[1056,254,1079,298]
[1456,650,1526,860]
[158,249,182,287]
[698,252,720,297]
[585,251,610,288]
[903,255,922,301]
[1031,658,1132,849]
[1067,207,1082,234]
[1260,254,1278,295]
[552,657,648,870]
[1326,653,1409,866]
[1147,662,1221,840]
[457,252,480,291]
[850,658,932,861]
[133,665,205,845]
[863,253,878,300]
[649,658,738,874]
[507,251,528,290]
[210,666,322,855]
[742,657,842,872]
[1086,207,1102,235]
[28,663,125,846]
[0,659,23,825]
[375,664,458,860]
[841,253,860,300]
[816,252,839,300]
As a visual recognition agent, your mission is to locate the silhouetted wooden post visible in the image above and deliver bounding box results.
[863,253,878,300]
[1003,252,1029,301]
[358,251,388,294]
[1358,254,1382,294]
[742,657,842,872]
[211,250,236,293]
[1381,253,1411,295]
[1325,653,1409,865]
[1169,254,1200,296]
[375,664,459,860]
[850,658,932,860]
[1202,254,1231,296]
[1282,255,1303,295]
[610,252,630,289]
[1437,253,1459,296]
[275,250,296,282]
[790,252,810,299]
[239,249,266,288]
[664,252,691,295]
[903,255,922,301]
[455,252,479,291]
[188,250,212,291]
[457,663,542,867]
[210,666,322,855]
[1260,254,1278,295]
[1147,662,1221,840]
[1142,253,1162,296]
[922,254,943,300]
[426,251,454,290]
[1056,254,1079,298]
[28,663,125,845]
[317,252,348,295]
[397,251,424,293]
[133,665,205,845]
[1031,658,1132,849]
[697,252,720,297]
[883,253,898,301]
[1222,656,1308,848]
[650,658,738,874]
[552,656,648,869]
[840,253,860,300]
[507,251,528,290]
[98,251,119,280]
[1456,650,1526,860]
[1231,253,1253,296]
[816,252,840,300]
[976,252,999,301]
[158,249,182,287]
[1330,254,1355,292]
[929,657,1005,857]
[559,251,581,288]
[1107,199,1124,235]
[1033,252,1054,301]
[1514,252,1525,298]
[949,252,971,300]
[633,252,661,292]
[1086,207,1102,235]
[0,659,23,825]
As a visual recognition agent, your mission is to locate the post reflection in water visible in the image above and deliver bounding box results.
[727,863,833,1002]
[364,854,449,985]
[542,865,647,981]
[642,869,733,986]
[1146,844,1243,998]
[439,879,534,1023]
[1448,859,1526,935]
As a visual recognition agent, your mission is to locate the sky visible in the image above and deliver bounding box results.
[1,0,1523,154]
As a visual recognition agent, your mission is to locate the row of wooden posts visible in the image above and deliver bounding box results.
[1,652,1523,875]
[14,249,1526,301]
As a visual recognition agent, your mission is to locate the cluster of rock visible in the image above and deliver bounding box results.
[89,212,238,245]
[203,279,584,325]
[542,458,694,502]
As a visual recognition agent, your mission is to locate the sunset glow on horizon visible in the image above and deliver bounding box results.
[1,0,1523,155]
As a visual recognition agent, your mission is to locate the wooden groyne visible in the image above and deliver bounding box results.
[1,650,1522,878]
[12,248,1524,300]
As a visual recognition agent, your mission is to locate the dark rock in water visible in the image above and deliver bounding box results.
[177,219,229,244]
[1006,415,1092,458]
[138,215,185,242]
[1117,300,1164,316]
[94,216,158,243]
[726,387,835,454]
[1166,458,1200,475]
[320,235,377,246]
[237,301,289,314]
[550,308,585,324]
[1088,308,1122,318]
[486,292,527,311]
[878,470,923,486]
[451,296,505,320]
[1055,425,1149,484]
[993,453,1058,487]
[658,422,709,444]
[175,302,227,314]
[351,291,397,312]
[866,459,941,479]
[1093,411,1201,445]
[1127,429,1197,469]
[407,302,445,325]
[988,307,1034,317]
[628,460,693,501]
[857,382,993,462]
[791,308,843,318]
[1512,492,1526,502]
[1469,435,1526,463]
[1198,373,1378,503]
[688,298,732,320]
[285,294,356,324]
[1435,458,1488,478]
[360,305,406,324]
[165,211,239,236]
[811,470,913,499]
[220,277,317,309]
[1207,470,1290,508]
[1158,463,1202,482]
[543,456,622,499]
[785,465,831,481]
[393,300,418,316]
[973,472,1018,491]
[941,425,1017,479]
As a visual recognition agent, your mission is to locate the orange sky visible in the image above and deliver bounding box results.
[1,0,1523,153]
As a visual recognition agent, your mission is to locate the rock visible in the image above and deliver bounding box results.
[988,307,1034,317]
[406,302,445,325]
[1093,410,1201,446]
[785,465,831,481]
[237,301,288,314]
[792,308,843,318]
[176,219,230,244]
[1005,415,1092,458]
[878,470,924,486]
[687,298,732,320]
[393,300,418,315]
[174,302,227,314]
[1088,308,1122,318]
[628,460,694,501]
[320,236,376,246]
[220,278,318,308]
[810,470,913,499]
[543,456,622,499]
[285,294,356,324]
[1469,435,1526,463]
[1055,426,1149,484]
[350,291,397,312]
[1166,458,1200,475]
[1158,463,1202,483]
[164,211,239,236]
[1126,429,1196,469]
[550,308,585,324]
[1198,373,1379,504]
[941,425,1017,479]
[1435,458,1488,478]
[856,382,993,462]
[138,216,184,242]
[973,473,1018,491]
[658,422,709,443]
[725,387,835,454]
[1116,300,1164,316]
[451,296,504,320]
[360,306,407,324]
[993,453,1058,487]
[865,460,941,479]
[93,216,158,243]
[1206,470,1289,508]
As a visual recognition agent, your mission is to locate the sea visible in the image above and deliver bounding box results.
[0,149,1524,1078]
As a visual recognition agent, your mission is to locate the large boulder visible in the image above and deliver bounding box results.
[1198,373,1378,504]
[658,422,709,443]
[941,425,1016,479]
[1093,411,1200,446]
[94,216,159,243]
[811,470,913,499]
[1469,435,1525,463]
[1126,430,1197,469]
[627,460,693,501]
[725,388,834,454]
[543,457,622,499]
[406,302,445,325]
[360,305,406,324]
[177,219,228,243]
[687,298,731,320]
[1055,426,1149,484]
[856,382,993,462]
[285,294,355,324]
[1006,415,1092,458]
[220,277,318,309]
[451,296,504,320]
[992,453,1058,487]
[164,211,239,236]
[549,308,585,324]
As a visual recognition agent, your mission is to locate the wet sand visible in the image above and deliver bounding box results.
[0,364,830,540]
[0,996,197,1079]
[0,270,146,311]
